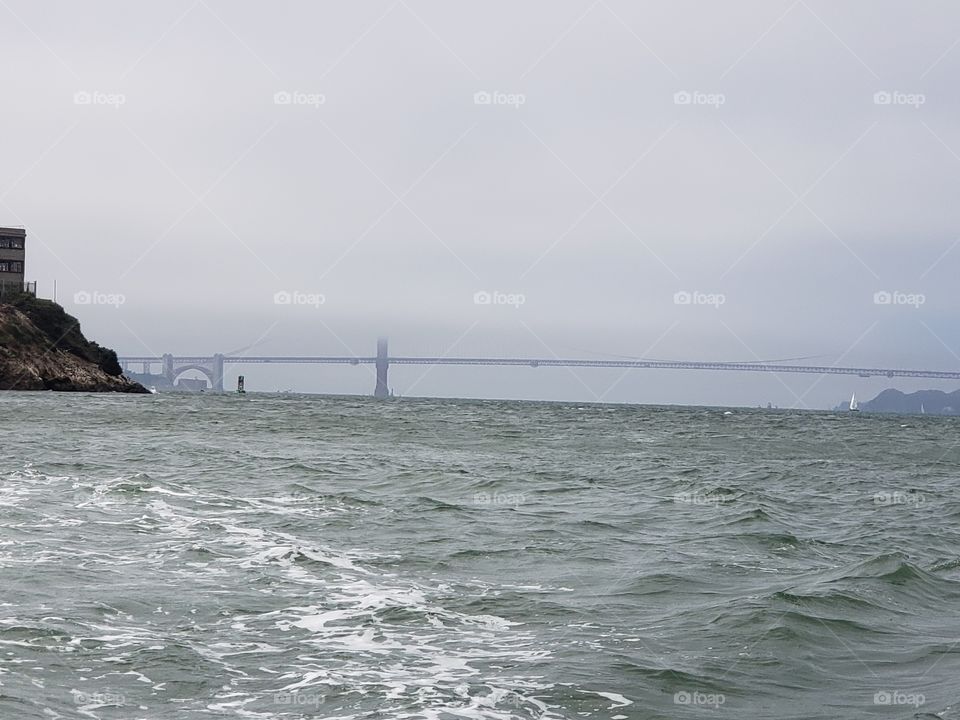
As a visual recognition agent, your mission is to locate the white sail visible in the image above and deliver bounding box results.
[849,393,859,411]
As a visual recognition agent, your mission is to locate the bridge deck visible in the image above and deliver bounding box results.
[117,356,960,380]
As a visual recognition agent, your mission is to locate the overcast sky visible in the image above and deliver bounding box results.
[3,0,959,406]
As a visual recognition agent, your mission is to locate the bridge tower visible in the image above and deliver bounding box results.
[374,337,389,399]
[162,354,175,383]
[212,354,225,392]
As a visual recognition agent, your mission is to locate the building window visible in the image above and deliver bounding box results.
[0,238,22,249]
[10,261,22,273]
[0,262,8,272]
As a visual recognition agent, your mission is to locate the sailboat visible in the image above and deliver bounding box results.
[849,393,859,412]
[921,403,926,415]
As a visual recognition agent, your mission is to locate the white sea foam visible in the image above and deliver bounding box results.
[587,690,634,708]
[142,485,197,497]
[0,468,623,719]
[273,566,561,718]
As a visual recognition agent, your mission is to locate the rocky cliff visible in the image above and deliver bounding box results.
[0,296,147,393]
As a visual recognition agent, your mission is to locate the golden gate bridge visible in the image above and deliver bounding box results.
[119,338,960,396]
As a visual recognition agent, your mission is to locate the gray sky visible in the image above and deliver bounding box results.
[4,0,959,406]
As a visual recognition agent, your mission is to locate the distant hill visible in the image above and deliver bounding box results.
[838,388,960,415]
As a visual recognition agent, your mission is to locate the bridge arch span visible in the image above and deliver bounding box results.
[172,364,215,388]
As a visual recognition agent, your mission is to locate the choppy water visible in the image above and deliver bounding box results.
[2,392,959,719]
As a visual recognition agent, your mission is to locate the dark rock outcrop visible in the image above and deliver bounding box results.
[0,296,148,393]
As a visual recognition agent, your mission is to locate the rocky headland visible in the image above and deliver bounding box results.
[0,295,147,393]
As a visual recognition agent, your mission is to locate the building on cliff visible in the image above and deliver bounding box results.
[0,227,35,299]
